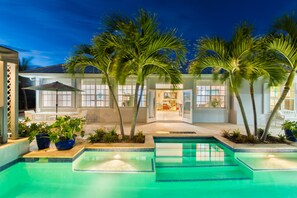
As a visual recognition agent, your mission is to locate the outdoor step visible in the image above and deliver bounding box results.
[155,150,231,158]
[155,156,236,167]
[156,166,251,182]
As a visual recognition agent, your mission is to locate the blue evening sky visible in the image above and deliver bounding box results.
[0,0,296,67]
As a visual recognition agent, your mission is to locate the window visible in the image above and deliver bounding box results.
[81,79,109,107]
[270,85,295,111]
[41,79,72,107]
[196,80,226,108]
[118,79,146,107]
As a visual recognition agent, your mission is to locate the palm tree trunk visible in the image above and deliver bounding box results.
[250,81,257,137]
[22,88,28,110]
[130,82,142,139]
[234,88,252,136]
[106,77,125,137]
[262,71,295,141]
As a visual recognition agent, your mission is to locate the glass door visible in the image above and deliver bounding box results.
[147,90,156,123]
[182,89,192,123]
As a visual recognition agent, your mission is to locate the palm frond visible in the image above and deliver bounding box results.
[197,37,227,59]
[272,13,297,38]
[267,35,297,69]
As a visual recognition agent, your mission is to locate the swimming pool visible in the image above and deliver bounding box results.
[1,137,297,198]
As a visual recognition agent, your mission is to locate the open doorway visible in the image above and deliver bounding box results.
[156,90,182,121]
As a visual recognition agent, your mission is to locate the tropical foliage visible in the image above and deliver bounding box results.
[103,9,186,138]
[65,34,125,137]
[190,23,256,136]
[49,116,85,143]
[261,13,297,140]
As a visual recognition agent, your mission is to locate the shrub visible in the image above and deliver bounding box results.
[246,135,259,144]
[88,128,107,143]
[277,134,286,143]
[222,129,230,138]
[230,129,241,139]
[134,131,145,143]
[121,135,130,142]
[102,128,119,143]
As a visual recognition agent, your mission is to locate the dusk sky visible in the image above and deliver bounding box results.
[0,0,296,67]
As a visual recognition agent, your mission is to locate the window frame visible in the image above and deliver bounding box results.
[80,78,110,108]
[117,79,147,108]
[270,85,295,111]
[195,79,226,109]
[40,79,74,108]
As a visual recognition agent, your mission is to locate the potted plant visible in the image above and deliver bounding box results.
[28,122,51,150]
[49,116,85,150]
[18,117,31,138]
[281,120,297,142]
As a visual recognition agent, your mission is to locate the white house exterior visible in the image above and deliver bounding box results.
[20,64,296,126]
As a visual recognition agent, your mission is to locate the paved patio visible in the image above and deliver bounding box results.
[84,122,284,137]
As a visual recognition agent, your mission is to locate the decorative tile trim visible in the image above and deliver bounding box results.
[156,164,238,168]
[233,148,297,153]
[0,159,19,172]
[84,148,154,152]
[19,158,39,162]
[156,177,251,182]
[48,158,73,163]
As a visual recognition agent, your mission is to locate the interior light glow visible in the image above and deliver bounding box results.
[267,154,275,158]
[114,154,121,159]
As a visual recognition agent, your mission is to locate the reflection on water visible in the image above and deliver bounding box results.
[196,143,224,162]
[155,142,227,165]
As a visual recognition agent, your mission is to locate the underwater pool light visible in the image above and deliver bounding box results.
[114,154,121,159]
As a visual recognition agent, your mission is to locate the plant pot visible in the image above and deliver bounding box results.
[36,134,50,150]
[55,138,76,150]
[284,129,297,142]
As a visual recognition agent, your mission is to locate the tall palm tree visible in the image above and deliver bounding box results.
[19,57,33,110]
[241,40,287,136]
[261,35,297,140]
[190,24,257,136]
[64,33,125,137]
[104,9,186,138]
[261,13,297,140]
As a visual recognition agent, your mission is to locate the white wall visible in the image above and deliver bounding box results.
[0,139,29,168]
[231,78,266,125]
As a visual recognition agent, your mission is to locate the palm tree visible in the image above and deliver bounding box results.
[241,39,287,136]
[64,33,125,137]
[261,13,297,140]
[104,9,186,138]
[190,24,256,136]
[19,57,33,110]
[261,35,297,140]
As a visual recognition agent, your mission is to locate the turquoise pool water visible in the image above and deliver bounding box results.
[1,138,297,198]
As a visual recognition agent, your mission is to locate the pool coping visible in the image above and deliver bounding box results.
[1,134,297,172]
[21,134,297,160]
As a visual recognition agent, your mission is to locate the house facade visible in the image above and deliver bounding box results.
[20,64,296,126]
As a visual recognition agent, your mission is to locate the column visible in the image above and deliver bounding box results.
[9,63,19,139]
[0,61,8,143]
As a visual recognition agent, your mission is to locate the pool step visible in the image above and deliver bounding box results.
[155,156,236,168]
[156,166,251,182]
